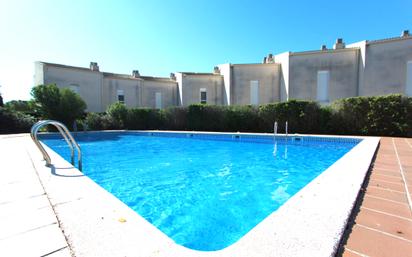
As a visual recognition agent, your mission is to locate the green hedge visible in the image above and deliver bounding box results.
[329,95,412,136]
[87,94,411,137]
[125,108,163,130]
[0,107,36,134]
[258,100,326,134]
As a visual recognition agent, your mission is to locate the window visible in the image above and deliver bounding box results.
[117,89,125,104]
[317,71,329,102]
[69,84,79,94]
[250,80,259,105]
[407,61,412,96]
[155,92,162,109]
[200,88,207,104]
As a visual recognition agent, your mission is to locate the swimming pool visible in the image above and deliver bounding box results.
[40,132,360,251]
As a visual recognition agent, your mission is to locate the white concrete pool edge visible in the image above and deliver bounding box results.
[26,132,379,257]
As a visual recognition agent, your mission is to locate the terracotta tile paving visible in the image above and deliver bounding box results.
[338,138,412,257]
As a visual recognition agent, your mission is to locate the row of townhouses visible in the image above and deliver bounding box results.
[34,31,412,112]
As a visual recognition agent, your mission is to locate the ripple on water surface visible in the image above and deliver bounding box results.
[41,133,358,251]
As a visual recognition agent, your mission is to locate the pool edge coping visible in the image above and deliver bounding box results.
[27,131,379,257]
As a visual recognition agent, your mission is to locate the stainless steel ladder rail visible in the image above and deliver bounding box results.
[30,120,82,171]
[31,120,74,164]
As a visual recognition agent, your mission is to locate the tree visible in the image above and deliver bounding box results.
[31,84,87,128]
[4,100,34,114]
[59,88,87,127]
[0,85,3,107]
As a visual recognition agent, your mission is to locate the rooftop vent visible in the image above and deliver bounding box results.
[90,62,99,71]
[333,38,345,49]
[321,45,327,50]
[170,73,176,80]
[132,70,140,78]
[213,66,220,74]
[401,30,410,37]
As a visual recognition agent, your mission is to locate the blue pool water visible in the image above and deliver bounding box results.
[41,132,359,251]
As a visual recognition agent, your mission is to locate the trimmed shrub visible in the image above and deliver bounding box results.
[125,108,163,130]
[84,113,117,131]
[161,107,188,130]
[331,94,411,136]
[258,100,323,134]
[41,94,410,137]
[366,94,410,136]
[106,102,127,128]
[224,105,259,132]
[331,96,370,135]
[187,104,226,131]
[0,107,36,134]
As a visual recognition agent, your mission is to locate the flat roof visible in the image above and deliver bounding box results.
[39,61,174,82]
[177,72,222,76]
[367,34,412,45]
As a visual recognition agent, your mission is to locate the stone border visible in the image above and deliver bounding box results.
[27,132,380,257]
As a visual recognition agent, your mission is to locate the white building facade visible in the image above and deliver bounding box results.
[34,31,412,112]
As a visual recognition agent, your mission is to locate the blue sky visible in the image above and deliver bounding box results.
[0,0,411,101]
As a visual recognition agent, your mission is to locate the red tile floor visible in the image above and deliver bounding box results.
[338,137,412,257]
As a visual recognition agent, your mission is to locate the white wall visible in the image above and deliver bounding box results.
[34,62,45,86]
[231,63,280,105]
[175,72,183,106]
[288,49,359,102]
[178,74,224,106]
[102,78,140,110]
[43,65,103,112]
[362,38,412,96]
[217,63,231,105]
[274,52,290,101]
[140,79,178,109]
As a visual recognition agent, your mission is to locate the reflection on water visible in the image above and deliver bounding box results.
[273,142,288,159]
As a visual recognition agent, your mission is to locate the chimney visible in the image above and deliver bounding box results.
[321,45,327,50]
[132,70,140,78]
[213,66,220,74]
[263,56,267,64]
[170,73,176,80]
[333,38,345,49]
[267,53,274,63]
[90,62,99,71]
[401,30,410,37]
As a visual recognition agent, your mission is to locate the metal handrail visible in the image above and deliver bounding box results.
[30,120,82,171]
[31,120,74,164]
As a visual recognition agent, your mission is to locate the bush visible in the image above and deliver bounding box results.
[331,96,370,135]
[31,84,86,128]
[84,113,117,131]
[106,102,128,128]
[332,94,411,136]
[4,100,36,115]
[0,107,36,134]
[187,104,226,131]
[125,108,163,130]
[162,107,188,130]
[258,100,323,134]
[73,94,412,137]
[367,95,409,136]
[224,105,259,132]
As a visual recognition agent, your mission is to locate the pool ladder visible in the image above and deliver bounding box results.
[273,121,288,137]
[30,120,82,171]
